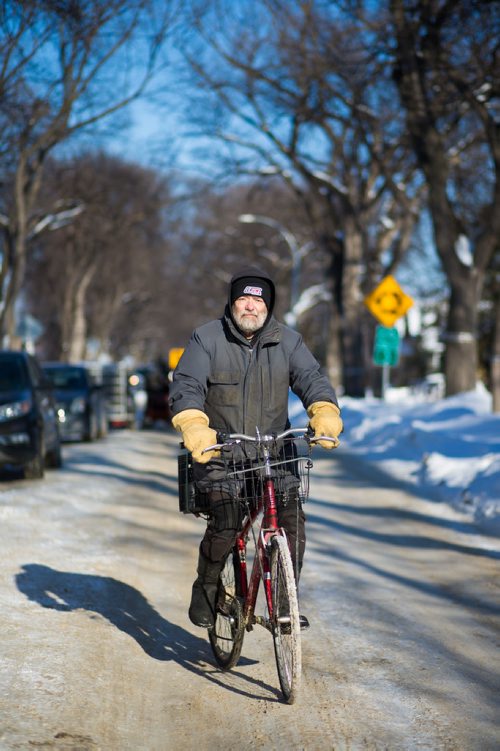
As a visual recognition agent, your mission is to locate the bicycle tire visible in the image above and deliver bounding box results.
[271,534,301,703]
[208,548,245,670]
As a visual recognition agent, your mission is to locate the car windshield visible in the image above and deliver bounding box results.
[44,367,86,390]
[0,358,28,390]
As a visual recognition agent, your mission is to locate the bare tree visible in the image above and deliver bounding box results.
[0,0,176,344]
[149,177,317,352]
[479,240,500,412]
[492,278,500,412]
[26,153,173,362]
[390,0,500,400]
[180,0,422,395]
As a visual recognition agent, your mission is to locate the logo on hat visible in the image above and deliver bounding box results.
[243,285,263,296]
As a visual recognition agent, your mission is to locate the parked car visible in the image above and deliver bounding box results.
[100,361,135,429]
[130,365,172,428]
[42,363,108,442]
[0,350,62,479]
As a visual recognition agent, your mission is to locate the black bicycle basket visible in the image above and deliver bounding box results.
[177,447,211,514]
[216,435,312,507]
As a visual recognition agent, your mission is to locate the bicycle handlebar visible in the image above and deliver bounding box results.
[202,426,340,453]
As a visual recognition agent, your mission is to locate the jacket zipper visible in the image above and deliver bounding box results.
[242,345,253,433]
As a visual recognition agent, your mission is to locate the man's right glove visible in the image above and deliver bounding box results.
[171,409,219,463]
[307,401,343,449]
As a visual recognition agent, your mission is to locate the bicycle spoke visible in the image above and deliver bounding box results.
[208,550,245,670]
[271,535,301,704]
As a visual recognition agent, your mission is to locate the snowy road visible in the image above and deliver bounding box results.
[0,429,498,750]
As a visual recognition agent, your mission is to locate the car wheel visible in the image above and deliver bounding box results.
[98,413,108,439]
[84,414,97,442]
[24,444,45,480]
[47,440,63,469]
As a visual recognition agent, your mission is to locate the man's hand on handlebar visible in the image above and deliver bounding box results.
[306,401,343,450]
[308,433,340,449]
[171,409,220,463]
[201,427,340,453]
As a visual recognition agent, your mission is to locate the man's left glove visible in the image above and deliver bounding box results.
[171,409,219,463]
[307,401,343,449]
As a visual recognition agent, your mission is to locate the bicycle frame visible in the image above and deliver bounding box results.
[235,453,284,632]
[205,427,336,631]
[204,426,338,702]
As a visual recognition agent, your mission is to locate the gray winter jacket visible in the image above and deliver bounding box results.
[169,297,338,436]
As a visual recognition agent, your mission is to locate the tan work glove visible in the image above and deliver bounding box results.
[307,401,343,449]
[171,409,219,463]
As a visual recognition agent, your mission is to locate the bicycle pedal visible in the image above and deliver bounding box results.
[277,615,292,635]
[276,615,310,632]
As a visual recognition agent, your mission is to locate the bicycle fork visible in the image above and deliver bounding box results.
[240,469,282,633]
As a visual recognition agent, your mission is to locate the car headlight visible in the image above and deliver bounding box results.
[71,396,86,414]
[0,398,32,422]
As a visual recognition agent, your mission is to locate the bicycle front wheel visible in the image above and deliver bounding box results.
[271,534,302,704]
[208,548,245,670]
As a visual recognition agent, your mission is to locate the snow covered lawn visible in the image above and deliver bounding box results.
[290,383,500,535]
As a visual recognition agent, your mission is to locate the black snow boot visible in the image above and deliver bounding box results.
[188,552,223,628]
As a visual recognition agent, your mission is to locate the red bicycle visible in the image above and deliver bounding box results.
[201,427,337,704]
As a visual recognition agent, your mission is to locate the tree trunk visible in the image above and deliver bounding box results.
[67,266,96,362]
[326,308,343,392]
[341,217,365,397]
[0,154,43,346]
[429,182,484,395]
[443,270,481,395]
[390,0,499,399]
[491,287,500,413]
[1,232,28,346]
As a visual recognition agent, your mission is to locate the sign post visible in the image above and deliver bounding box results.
[364,276,414,399]
[373,325,400,399]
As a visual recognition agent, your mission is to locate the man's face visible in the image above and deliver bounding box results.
[232,295,268,337]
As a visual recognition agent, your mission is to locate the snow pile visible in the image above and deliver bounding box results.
[289,382,500,534]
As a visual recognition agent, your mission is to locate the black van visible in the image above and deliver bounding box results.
[0,350,62,479]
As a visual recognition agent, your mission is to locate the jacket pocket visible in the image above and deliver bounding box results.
[208,371,240,406]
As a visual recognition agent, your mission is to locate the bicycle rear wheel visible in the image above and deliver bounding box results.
[208,548,245,670]
[271,534,301,703]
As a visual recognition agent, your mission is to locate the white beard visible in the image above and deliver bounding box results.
[232,308,267,336]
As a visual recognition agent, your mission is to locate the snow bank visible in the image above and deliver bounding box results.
[289,383,500,535]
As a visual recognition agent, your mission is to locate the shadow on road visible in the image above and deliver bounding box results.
[307,503,500,563]
[323,448,500,538]
[64,449,179,497]
[15,564,281,702]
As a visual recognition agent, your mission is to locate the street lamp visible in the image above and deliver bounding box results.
[238,213,314,324]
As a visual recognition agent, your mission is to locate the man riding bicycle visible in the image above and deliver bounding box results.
[169,266,342,629]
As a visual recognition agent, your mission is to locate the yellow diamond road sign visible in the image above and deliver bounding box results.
[364,275,414,328]
[168,347,184,371]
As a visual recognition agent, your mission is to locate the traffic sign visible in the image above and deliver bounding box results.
[364,275,414,327]
[168,347,184,371]
[373,325,400,366]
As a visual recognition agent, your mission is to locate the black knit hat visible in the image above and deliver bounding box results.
[230,275,272,309]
